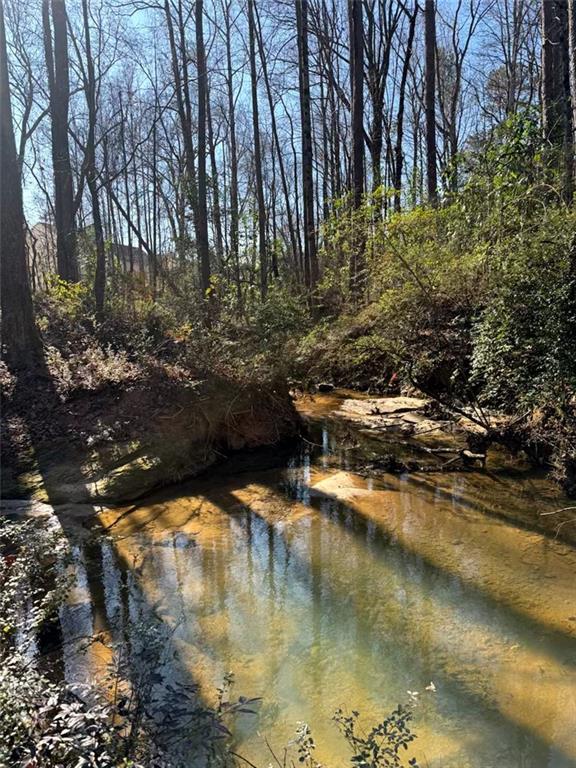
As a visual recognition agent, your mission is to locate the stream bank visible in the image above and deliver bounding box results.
[1,368,299,504]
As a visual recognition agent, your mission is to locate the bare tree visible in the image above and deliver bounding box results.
[0,0,41,365]
[195,0,211,309]
[541,0,573,199]
[348,0,365,297]
[247,0,267,299]
[42,0,78,282]
[424,0,438,204]
[569,0,576,196]
[296,0,318,290]
[393,1,418,212]
[79,0,106,316]
[542,0,569,143]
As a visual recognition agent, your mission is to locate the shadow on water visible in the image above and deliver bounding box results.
[87,414,576,766]
[3,358,234,765]
[300,417,576,548]
[5,367,576,767]
[193,477,576,768]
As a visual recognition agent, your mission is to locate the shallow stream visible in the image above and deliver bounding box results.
[61,392,576,768]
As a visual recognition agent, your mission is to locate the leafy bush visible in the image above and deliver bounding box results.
[0,654,133,768]
[44,343,141,395]
[248,284,311,350]
[280,707,420,768]
[333,706,419,768]
[304,110,576,419]
[0,517,133,767]
[470,212,576,408]
[37,275,90,324]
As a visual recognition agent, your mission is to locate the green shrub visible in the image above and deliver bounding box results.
[470,210,576,408]
[304,110,576,414]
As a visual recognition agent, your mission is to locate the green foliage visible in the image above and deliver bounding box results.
[36,275,90,328]
[248,284,311,349]
[308,110,576,416]
[0,653,133,768]
[470,211,576,408]
[0,518,131,768]
[296,307,399,391]
[285,707,419,768]
[0,518,69,647]
[333,707,419,768]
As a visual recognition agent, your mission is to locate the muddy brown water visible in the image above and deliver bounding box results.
[61,392,576,768]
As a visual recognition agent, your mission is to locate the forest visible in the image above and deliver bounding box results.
[1,0,576,766]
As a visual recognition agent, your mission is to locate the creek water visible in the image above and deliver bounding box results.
[62,393,576,768]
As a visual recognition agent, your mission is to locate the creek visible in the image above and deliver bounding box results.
[60,392,576,768]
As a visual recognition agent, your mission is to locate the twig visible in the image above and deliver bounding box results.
[229,751,260,768]
[540,506,576,516]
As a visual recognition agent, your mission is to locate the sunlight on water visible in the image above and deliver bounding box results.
[65,394,576,768]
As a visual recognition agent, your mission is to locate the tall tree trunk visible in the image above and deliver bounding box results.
[0,0,41,365]
[151,105,159,297]
[287,110,304,275]
[164,0,198,231]
[563,0,574,200]
[42,0,78,282]
[223,0,241,309]
[247,0,268,299]
[424,0,438,204]
[319,75,330,221]
[542,0,573,199]
[349,0,364,296]
[81,0,106,317]
[350,0,364,211]
[119,91,134,275]
[296,0,318,290]
[195,0,211,308]
[542,0,569,144]
[206,89,224,269]
[569,1,576,146]
[254,3,300,277]
[393,3,418,213]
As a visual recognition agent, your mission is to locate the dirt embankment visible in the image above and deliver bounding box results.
[2,371,299,505]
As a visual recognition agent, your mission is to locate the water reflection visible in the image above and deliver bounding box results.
[61,397,576,768]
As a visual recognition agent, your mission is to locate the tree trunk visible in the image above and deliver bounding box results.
[0,0,42,365]
[542,0,573,199]
[349,0,365,297]
[247,0,268,299]
[393,3,418,213]
[424,0,438,204]
[296,0,318,290]
[42,0,78,282]
[164,0,198,232]
[569,1,576,145]
[223,0,241,309]
[195,0,211,308]
[254,3,300,278]
[350,0,364,211]
[564,0,575,200]
[80,0,106,317]
[541,0,569,144]
[206,89,224,270]
[119,91,134,275]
